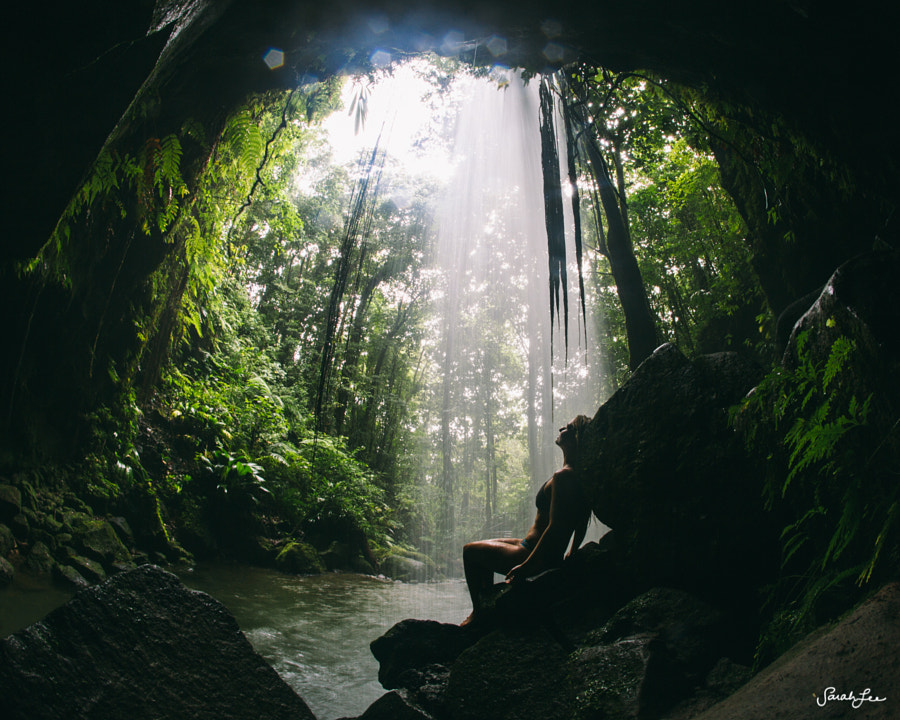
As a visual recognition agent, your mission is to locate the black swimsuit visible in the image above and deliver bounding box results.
[535,479,552,514]
[521,480,553,551]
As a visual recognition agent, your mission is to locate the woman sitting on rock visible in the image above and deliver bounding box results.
[460,415,592,626]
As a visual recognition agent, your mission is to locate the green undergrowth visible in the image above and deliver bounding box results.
[734,327,900,667]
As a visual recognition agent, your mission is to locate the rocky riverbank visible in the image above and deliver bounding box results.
[2,563,896,720]
[363,567,899,720]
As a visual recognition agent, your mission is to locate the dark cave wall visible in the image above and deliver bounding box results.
[2,0,897,456]
[6,0,898,266]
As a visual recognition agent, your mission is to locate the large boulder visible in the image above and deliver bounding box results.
[0,484,22,523]
[77,518,134,568]
[274,540,325,575]
[369,580,749,720]
[783,250,900,374]
[575,344,776,606]
[444,626,572,720]
[379,548,437,582]
[346,690,433,720]
[569,633,672,720]
[569,587,749,720]
[370,619,480,691]
[0,564,316,720]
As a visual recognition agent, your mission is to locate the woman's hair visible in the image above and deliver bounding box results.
[570,414,591,446]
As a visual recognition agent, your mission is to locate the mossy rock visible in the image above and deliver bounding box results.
[58,547,107,584]
[0,523,16,556]
[24,541,55,575]
[53,563,90,591]
[0,484,22,522]
[274,541,325,575]
[59,509,92,534]
[10,513,29,541]
[77,519,132,567]
[0,556,14,587]
[173,498,217,558]
[37,513,64,534]
[380,548,439,582]
[445,627,571,720]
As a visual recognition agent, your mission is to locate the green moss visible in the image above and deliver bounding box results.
[274,541,324,575]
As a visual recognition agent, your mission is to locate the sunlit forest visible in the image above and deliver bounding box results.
[12,56,764,576]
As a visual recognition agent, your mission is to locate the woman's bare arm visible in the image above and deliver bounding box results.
[566,506,591,560]
[506,469,581,581]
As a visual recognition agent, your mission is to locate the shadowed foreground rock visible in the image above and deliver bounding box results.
[694,582,900,720]
[369,544,755,720]
[0,564,316,720]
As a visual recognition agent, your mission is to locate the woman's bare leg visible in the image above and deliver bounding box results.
[461,538,529,625]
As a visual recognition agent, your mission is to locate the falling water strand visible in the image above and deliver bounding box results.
[432,68,602,489]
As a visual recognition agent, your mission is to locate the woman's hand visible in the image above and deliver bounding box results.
[505,563,527,584]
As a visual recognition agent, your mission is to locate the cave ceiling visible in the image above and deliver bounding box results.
[4,0,897,266]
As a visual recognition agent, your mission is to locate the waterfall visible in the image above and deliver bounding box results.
[322,60,606,555]
[430,67,603,545]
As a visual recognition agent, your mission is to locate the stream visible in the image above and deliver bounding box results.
[0,566,470,720]
[176,565,470,720]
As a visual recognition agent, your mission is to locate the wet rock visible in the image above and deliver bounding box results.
[568,587,737,719]
[371,619,481,690]
[375,577,752,720]
[10,513,29,541]
[0,484,22,522]
[380,553,428,582]
[30,528,57,552]
[444,626,572,720]
[403,664,451,717]
[320,540,377,574]
[24,541,54,575]
[52,563,90,591]
[61,550,106,584]
[78,519,132,567]
[0,565,317,720]
[274,540,324,574]
[319,539,351,570]
[354,690,433,720]
[110,560,137,575]
[784,250,900,372]
[0,556,14,587]
[593,587,729,681]
[107,516,136,550]
[0,523,16,556]
[36,512,63,534]
[571,634,679,720]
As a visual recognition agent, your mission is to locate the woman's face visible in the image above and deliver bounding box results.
[556,420,577,448]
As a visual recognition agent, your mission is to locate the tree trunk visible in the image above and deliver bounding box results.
[581,133,659,370]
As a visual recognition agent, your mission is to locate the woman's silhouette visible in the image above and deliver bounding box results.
[461,415,591,626]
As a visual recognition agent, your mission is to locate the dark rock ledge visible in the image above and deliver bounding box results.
[365,566,900,720]
[0,564,315,720]
[1,530,898,720]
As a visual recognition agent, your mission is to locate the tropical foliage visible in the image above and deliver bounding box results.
[9,54,896,660]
